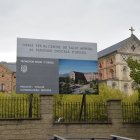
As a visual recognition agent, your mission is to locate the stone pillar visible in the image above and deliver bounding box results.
[40,95,53,115]
[107,99,123,137]
[107,99,122,125]
[40,95,54,139]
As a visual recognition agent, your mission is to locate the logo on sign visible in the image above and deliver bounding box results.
[21,65,28,73]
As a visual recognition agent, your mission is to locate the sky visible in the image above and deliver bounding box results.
[59,60,98,74]
[0,0,140,62]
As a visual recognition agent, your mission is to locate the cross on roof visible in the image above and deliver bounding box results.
[129,26,135,34]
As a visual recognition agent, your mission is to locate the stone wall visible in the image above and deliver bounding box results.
[0,96,140,140]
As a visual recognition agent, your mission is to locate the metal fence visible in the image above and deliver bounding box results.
[52,134,135,140]
[0,96,40,119]
[122,102,140,123]
[52,134,109,140]
[54,102,109,123]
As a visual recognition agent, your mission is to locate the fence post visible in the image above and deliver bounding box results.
[29,94,33,118]
[79,94,86,121]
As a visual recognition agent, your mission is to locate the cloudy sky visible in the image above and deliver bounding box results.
[0,0,140,62]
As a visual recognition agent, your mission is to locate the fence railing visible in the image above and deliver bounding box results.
[122,102,140,123]
[52,134,109,140]
[54,102,109,123]
[111,135,135,140]
[52,134,135,140]
[0,96,40,119]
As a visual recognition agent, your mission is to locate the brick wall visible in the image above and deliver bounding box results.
[0,96,140,140]
[0,65,16,93]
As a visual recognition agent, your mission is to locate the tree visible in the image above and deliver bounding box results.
[127,57,140,103]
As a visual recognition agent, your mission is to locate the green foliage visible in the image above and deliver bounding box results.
[127,57,140,85]
[54,84,138,103]
[127,57,140,103]
[0,92,40,119]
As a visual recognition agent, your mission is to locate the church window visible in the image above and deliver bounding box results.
[112,82,116,88]
[0,83,5,92]
[109,69,115,79]
[131,45,136,51]
[99,63,102,68]
[99,73,103,80]
[122,66,127,79]
[110,59,113,64]
[124,83,128,93]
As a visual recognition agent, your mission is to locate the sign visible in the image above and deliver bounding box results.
[16,38,98,95]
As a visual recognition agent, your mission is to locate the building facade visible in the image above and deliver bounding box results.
[84,72,98,82]
[98,34,140,94]
[0,62,16,93]
[69,71,98,83]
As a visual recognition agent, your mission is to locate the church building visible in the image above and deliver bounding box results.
[98,28,140,94]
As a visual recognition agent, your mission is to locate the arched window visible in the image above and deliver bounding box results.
[0,83,5,92]
[110,69,114,79]
[112,82,116,88]
[131,45,136,51]
[124,83,128,93]
[122,66,127,79]
[99,63,102,68]
[99,73,103,80]
[110,58,113,64]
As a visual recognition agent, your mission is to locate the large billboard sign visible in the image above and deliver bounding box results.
[16,38,98,95]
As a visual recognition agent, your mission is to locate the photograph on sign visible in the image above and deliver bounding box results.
[59,59,98,94]
[16,38,98,95]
